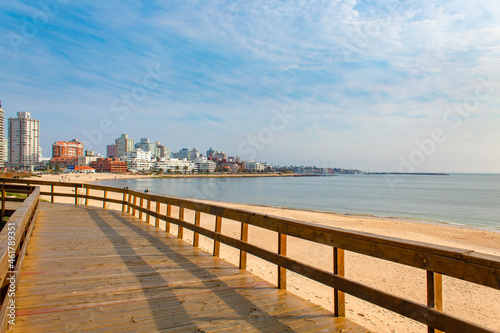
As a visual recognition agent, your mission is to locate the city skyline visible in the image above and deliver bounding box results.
[1,1,500,172]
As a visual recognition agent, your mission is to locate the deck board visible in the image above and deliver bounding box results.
[9,203,370,332]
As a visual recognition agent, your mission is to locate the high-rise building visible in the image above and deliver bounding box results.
[115,134,134,158]
[188,148,200,161]
[8,112,40,170]
[0,100,6,167]
[206,147,215,159]
[178,148,189,160]
[107,144,116,158]
[135,138,155,152]
[52,139,84,158]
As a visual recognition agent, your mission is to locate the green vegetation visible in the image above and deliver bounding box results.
[6,192,28,199]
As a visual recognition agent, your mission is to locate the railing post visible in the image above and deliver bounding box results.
[178,207,184,239]
[166,204,171,233]
[138,197,143,219]
[51,185,54,203]
[213,216,222,256]
[278,233,287,290]
[333,247,345,317]
[122,192,126,212]
[146,199,151,224]
[103,190,107,209]
[74,186,78,205]
[239,222,249,269]
[155,202,161,227]
[193,211,201,247]
[85,188,89,206]
[132,196,137,216]
[427,271,443,333]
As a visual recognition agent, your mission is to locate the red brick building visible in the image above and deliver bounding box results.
[221,161,245,173]
[89,158,127,173]
[50,157,78,169]
[52,139,84,158]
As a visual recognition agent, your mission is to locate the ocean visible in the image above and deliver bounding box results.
[96,173,500,231]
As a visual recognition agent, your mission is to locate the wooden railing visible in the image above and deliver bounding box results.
[1,178,499,333]
[0,185,39,332]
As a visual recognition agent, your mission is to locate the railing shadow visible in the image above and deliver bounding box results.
[86,208,296,331]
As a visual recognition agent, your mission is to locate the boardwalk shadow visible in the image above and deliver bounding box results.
[87,208,297,332]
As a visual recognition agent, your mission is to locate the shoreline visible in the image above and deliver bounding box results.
[155,173,318,178]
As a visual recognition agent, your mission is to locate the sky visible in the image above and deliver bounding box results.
[1,0,499,172]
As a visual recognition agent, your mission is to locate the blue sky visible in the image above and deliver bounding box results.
[1,0,499,172]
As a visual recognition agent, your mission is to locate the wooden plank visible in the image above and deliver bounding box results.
[334,247,345,317]
[213,216,222,257]
[239,222,249,270]
[70,195,122,206]
[278,233,286,290]
[85,188,89,206]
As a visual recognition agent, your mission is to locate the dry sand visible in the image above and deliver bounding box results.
[27,173,500,332]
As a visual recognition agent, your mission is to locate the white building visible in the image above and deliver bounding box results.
[77,155,98,166]
[155,158,195,173]
[194,157,216,173]
[123,149,152,172]
[124,149,151,161]
[244,160,264,172]
[188,148,201,161]
[155,142,170,160]
[212,151,227,161]
[8,112,40,170]
[135,138,157,158]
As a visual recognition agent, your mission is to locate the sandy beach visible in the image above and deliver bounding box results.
[26,173,500,332]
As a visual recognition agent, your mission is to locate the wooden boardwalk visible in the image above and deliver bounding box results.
[10,203,369,333]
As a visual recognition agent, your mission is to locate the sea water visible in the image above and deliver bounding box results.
[96,173,500,231]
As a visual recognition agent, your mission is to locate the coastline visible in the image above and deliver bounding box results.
[23,173,500,332]
[156,173,318,178]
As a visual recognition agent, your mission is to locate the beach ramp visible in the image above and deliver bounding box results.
[9,203,369,332]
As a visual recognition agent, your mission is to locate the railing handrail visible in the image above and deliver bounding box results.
[1,178,498,332]
[0,185,39,332]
